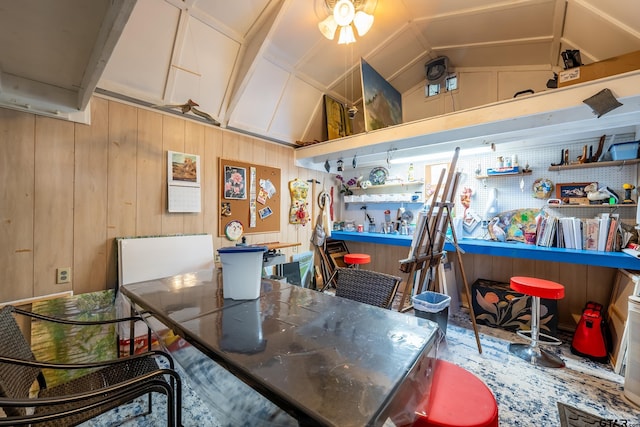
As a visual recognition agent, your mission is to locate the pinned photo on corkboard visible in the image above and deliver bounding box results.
[224,165,246,200]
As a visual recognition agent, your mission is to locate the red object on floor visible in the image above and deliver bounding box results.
[412,359,498,427]
[571,302,608,362]
[343,253,370,266]
[510,276,565,299]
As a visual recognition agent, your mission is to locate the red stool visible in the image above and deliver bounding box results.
[343,253,370,268]
[508,276,565,368]
[412,359,498,427]
[321,253,371,292]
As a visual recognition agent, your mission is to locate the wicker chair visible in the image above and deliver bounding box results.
[0,305,182,426]
[334,267,402,309]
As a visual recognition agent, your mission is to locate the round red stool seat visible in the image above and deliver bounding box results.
[509,276,565,368]
[510,276,565,300]
[343,253,370,266]
[412,359,498,427]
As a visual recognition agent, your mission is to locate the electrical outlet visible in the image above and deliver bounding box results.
[214,254,221,263]
[56,267,71,284]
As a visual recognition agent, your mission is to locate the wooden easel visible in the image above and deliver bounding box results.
[398,147,482,353]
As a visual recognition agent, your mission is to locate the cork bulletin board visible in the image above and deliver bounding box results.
[218,158,281,238]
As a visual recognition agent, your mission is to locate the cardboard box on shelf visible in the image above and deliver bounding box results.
[558,50,640,88]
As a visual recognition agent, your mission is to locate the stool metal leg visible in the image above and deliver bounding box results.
[509,296,565,368]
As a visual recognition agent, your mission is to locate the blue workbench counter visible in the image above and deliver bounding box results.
[330,231,640,270]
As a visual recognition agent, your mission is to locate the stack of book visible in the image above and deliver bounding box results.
[535,213,622,251]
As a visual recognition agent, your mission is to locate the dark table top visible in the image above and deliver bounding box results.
[121,270,439,426]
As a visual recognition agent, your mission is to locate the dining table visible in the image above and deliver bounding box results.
[119,269,441,426]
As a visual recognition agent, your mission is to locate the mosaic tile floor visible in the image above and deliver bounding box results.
[80,308,639,426]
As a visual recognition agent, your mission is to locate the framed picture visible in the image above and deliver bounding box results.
[224,165,247,200]
[556,182,593,205]
[361,58,402,131]
[168,151,200,187]
[324,95,351,140]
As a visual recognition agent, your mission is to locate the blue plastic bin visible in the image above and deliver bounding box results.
[413,291,451,334]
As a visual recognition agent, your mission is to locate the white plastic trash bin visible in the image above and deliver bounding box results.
[413,291,451,335]
[218,245,267,300]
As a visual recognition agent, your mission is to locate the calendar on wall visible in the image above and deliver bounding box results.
[167,151,201,213]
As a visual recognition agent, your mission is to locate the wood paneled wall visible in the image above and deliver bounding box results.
[0,97,326,302]
[345,241,616,329]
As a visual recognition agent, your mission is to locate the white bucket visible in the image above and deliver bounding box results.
[218,246,267,300]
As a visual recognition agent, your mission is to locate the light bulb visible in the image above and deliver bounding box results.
[333,0,355,26]
[353,11,374,36]
[318,15,338,40]
[338,25,356,44]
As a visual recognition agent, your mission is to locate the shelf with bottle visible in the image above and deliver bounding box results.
[344,179,424,204]
[343,194,424,204]
[546,203,637,209]
[475,170,532,179]
[349,180,424,192]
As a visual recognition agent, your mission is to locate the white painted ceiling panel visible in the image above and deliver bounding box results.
[169,15,240,119]
[563,1,640,62]
[227,58,289,133]
[579,0,640,34]
[100,0,180,101]
[268,76,324,142]
[192,0,271,39]
[366,27,427,82]
[0,0,109,90]
[3,0,640,148]
[419,1,556,47]
[268,0,324,67]
[441,41,554,69]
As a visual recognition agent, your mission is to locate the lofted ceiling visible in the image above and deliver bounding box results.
[1,0,640,151]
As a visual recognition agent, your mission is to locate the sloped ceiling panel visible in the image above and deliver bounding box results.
[419,1,556,47]
[168,15,240,121]
[267,0,325,67]
[268,76,324,143]
[100,0,179,101]
[0,0,110,91]
[563,0,640,62]
[368,27,427,81]
[227,58,289,134]
[441,41,555,69]
[192,0,271,39]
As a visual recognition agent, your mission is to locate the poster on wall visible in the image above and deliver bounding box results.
[167,151,201,213]
[360,58,402,132]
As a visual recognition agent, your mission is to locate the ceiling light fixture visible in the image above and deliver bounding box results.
[317,0,377,45]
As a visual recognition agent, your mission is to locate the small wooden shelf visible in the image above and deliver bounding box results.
[475,171,532,179]
[547,203,637,208]
[547,158,640,171]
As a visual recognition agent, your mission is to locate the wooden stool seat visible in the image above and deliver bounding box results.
[343,253,370,266]
[509,276,565,368]
[412,359,498,427]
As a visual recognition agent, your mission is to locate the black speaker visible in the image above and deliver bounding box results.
[425,56,449,85]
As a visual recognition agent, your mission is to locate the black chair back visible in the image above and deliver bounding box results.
[334,268,402,309]
[0,306,42,416]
